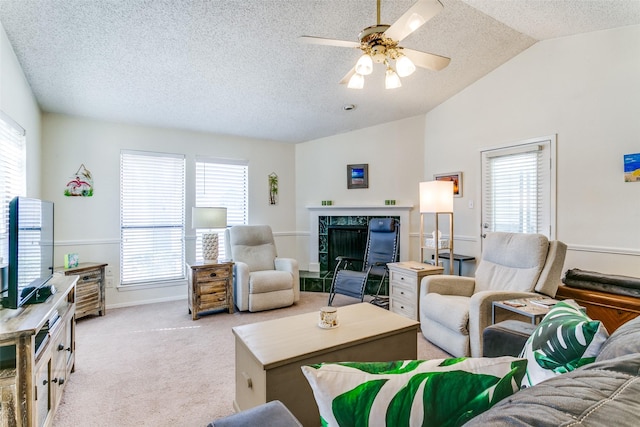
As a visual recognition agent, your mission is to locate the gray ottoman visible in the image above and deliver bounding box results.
[209,400,302,427]
[483,320,536,357]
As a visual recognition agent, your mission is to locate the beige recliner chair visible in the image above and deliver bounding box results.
[225,225,299,312]
[419,232,567,357]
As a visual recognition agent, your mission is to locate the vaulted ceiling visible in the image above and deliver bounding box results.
[1,0,639,143]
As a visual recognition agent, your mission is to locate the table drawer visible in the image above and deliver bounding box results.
[389,270,417,287]
[199,291,229,309]
[195,266,230,283]
[390,281,416,302]
[197,281,227,295]
[77,269,102,284]
[390,297,416,320]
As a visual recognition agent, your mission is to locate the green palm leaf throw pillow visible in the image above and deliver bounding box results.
[520,299,609,387]
[301,356,527,427]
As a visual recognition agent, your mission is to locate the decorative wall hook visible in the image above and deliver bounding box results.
[268,172,278,205]
[64,163,94,197]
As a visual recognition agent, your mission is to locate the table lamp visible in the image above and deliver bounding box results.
[192,207,227,262]
[420,180,454,275]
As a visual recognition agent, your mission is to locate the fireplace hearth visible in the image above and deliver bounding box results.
[327,225,368,272]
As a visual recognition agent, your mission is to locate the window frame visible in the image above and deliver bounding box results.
[480,135,557,241]
[0,111,26,269]
[119,150,186,287]
[194,156,249,261]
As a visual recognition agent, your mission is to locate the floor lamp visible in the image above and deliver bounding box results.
[192,207,227,262]
[420,181,454,275]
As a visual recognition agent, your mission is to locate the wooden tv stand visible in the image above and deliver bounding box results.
[0,274,77,427]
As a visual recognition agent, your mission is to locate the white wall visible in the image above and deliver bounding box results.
[41,113,296,307]
[423,25,640,277]
[0,22,41,196]
[295,115,427,270]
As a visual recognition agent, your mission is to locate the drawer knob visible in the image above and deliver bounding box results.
[82,276,90,281]
[209,272,217,277]
[58,344,71,352]
[401,306,405,309]
[400,277,404,280]
[400,291,405,295]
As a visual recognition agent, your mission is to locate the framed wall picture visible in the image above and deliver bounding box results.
[347,164,369,189]
[434,171,462,197]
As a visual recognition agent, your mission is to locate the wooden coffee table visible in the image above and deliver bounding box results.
[232,303,419,426]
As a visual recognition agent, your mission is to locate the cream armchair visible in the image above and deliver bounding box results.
[419,232,567,357]
[225,225,299,312]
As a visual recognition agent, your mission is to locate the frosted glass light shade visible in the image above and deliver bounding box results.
[420,181,453,212]
[396,55,416,77]
[347,73,365,89]
[385,68,402,89]
[355,54,373,75]
[192,207,227,229]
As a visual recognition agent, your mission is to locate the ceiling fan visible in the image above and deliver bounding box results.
[299,0,450,89]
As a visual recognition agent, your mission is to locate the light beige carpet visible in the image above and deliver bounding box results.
[53,292,450,427]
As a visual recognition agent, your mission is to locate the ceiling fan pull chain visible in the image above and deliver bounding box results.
[377,0,381,25]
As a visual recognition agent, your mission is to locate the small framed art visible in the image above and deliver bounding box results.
[347,164,369,189]
[434,171,462,197]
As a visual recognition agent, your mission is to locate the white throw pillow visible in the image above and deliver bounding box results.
[301,356,526,427]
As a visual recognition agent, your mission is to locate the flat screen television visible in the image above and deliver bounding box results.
[1,197,55,309]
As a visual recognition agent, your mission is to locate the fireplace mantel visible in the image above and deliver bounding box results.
[307,205,413,272]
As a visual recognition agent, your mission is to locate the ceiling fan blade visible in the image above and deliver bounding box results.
[403,48,450,71]
[299,36,360,48]
[339,68,357,85]
[384,0,444,42]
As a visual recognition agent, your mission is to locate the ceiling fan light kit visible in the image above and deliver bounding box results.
[300,0,450,90]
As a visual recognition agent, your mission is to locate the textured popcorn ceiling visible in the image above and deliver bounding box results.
[0,0,638,143]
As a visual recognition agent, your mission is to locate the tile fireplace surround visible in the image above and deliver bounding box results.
[307,205,412,273]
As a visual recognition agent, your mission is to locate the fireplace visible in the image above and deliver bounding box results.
[327,225,368,272]
[308,205,412,273]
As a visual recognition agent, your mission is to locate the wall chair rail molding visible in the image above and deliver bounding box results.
[568,244,640,257]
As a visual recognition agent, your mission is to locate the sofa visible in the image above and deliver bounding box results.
[465,313,640,426]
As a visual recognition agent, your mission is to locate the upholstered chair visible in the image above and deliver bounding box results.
[419,232,567,357]
[225,225,299,312]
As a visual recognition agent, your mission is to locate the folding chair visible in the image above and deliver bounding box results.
[327,218,400,307]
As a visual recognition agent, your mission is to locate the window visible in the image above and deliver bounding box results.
[0,111,26,266]
[481,136,556,239]
[195,157,248,260]
[120,150,185,286]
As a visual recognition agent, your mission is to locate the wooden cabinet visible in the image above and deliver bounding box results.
[387,261,443,321]
[0,274,77,427]
[555,285,640,333]
[57,263,107,319]
[187,261,234,320]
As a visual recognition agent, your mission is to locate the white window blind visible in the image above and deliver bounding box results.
[195,157,248,260]
[120,150,185,286]
[481,138,554,238]
[0,111,26,266]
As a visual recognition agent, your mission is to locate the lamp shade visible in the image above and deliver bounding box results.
[192,207,227,229]
[420,181,453,213]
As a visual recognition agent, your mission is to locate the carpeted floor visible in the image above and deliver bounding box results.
[52,292,450,427]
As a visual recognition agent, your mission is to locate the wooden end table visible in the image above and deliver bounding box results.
[187,261,234,320]
[387,261,444,321]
